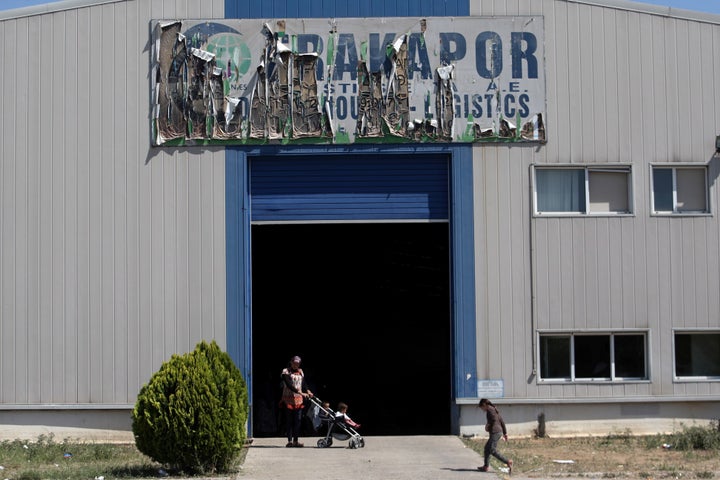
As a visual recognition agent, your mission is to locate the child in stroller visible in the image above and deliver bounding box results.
[335,402,360,428]
[308,397,365,449]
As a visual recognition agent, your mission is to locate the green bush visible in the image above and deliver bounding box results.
[131,340,248,474]
[670,421,720,451]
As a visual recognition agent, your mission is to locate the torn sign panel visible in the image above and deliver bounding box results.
[382,34,410,138]
[435,64,455,140]
[355,62,383,138]
[292,53,323,138]
[151,16,546,145]
[266,49,292,140]
[154,22,187,144]
[187,48,215,139]
[249,61,268,139]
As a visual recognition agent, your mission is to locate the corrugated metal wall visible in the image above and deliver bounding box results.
[0,0,226,406]
[2,0,719,414]
[470,0,720,399]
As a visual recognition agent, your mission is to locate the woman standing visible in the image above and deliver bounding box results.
[280,356,313,447]
[477,398,513,474]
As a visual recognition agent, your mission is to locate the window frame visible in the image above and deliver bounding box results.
[672,329,720,382]
[650,163,711,216]
[532,164,634,217]
[537,330,650,383]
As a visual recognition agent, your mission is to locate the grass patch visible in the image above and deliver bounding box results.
[461,422,720,479]
[670,421,720,451]
[0,434,246,479]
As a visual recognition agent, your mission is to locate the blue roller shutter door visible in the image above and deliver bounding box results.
[250,155,449,222]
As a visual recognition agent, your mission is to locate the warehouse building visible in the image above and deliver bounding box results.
[1,0,719,439]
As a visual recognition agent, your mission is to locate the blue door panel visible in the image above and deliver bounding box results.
[250,155,449,222]
[226,0,469,18]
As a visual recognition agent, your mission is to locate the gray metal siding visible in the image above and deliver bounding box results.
[3,0,720,412]
[471,0,720,400]
[0,0,226,406]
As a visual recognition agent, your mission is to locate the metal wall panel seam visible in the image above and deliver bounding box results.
[213,151,228,347]
[48,11,63,403]
[7,18,22,404]
[225,150,251,392]
[38,13,54,404]
[86,5,104,404]
[124,0,141,403]
[75,5,91,405]
[451,146,477,399]
[0,16,4,403]
[61,8,80,404]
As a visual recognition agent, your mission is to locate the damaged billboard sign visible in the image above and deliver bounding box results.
[152,16,545,146]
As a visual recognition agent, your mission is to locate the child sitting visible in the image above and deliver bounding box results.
[335,402,361,428]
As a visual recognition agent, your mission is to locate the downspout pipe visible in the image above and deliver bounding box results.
[529,163,537,378]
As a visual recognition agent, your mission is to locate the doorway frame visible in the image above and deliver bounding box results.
[226,145,477,434]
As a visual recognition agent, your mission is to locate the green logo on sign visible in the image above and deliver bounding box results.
[204,33,253,87]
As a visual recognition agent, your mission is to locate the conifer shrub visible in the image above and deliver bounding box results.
[131,340,248,474]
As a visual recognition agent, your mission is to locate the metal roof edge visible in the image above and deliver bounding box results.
[0,0,123,20]
[1,0,719,25]
[562,0,720,24]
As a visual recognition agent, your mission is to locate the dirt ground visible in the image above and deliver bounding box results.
[463,434,720,479]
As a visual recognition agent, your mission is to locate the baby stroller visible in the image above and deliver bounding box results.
[307,396,365,449]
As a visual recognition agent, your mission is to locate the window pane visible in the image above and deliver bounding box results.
[676,168,707,212]
[540,336,570,378]
[589,170,630,213]
[675,333,720,377]
[653,168,673,212]
[614,335,646,378]
[575,336,611,378]
[536,169,586,213]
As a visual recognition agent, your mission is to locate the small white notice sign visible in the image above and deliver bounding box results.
[477,379,504,398]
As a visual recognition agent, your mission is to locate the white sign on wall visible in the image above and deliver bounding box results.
[477,379,505,398]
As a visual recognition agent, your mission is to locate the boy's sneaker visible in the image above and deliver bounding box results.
[477,466,489,472]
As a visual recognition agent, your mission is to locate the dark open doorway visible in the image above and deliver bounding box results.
[251,223,452,436]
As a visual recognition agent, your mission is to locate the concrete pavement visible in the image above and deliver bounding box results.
[238,435,507,480]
